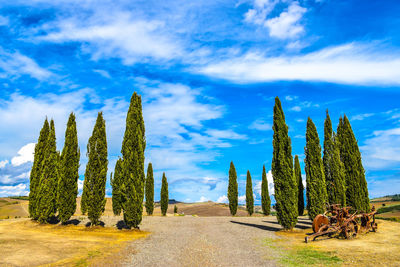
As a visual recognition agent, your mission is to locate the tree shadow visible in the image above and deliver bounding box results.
[63,219,80,226]
[262,220,311,230]
[116,220,131,230]
[297,218,313,225]
[47,216,60,224]
[85,221,105,227]
[230,221,281,232]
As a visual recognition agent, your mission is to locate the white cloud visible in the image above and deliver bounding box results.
[37,12,181,65]
[216,195,228,203]
[351,113,374,121]
[249,119,272,131]
[195,42,400,85]
[290,106,302,112]
[78,179,84,191]
[0,183,29,196]
[0,160,8,168]
[238,194,246,204]
[11,143,35,166]
[265,2,307,39]
[244,0,279,25]
[197,196,209,202]
[93,69,111,79]
[0,48,53,80]
[361,128,400,170]
[285,95,298,101]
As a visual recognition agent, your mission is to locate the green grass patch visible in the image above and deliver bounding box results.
[377,204,400,214]
[9,196,29,200]
[282,247,342,267]
[263,237,342,267]
[376,216,400,222]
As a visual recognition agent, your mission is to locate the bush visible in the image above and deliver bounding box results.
[174,205,178,214]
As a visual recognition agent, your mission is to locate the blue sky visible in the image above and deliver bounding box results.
[1,0,400,203]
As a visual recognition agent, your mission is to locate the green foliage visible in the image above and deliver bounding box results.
[272,97,298,229]
[323,111,346,207]
[376,204,400,214]
[337,115,370,212]
[246,170,254,216]
[161,172,168,216]
[58,113,80,224]
[10,196,29,200]
[145,163,154,215]
[228,161,238,216]
[120,92,146,228]
[36,120,59,223]
[305,118,328,220]
[111,158,123,215]
[294,155,304,216]
[261,165,271,215]
[174,205,178,214]
[29,118,49,220]
[81,112,108,225]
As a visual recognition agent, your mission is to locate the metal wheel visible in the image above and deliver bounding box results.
[312,214,329,233]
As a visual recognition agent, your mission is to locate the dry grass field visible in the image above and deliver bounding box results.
[1,197,400,266]
[0,218,147,266]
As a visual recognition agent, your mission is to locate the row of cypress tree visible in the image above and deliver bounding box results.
[29,92,150,228]
[227,163,271,216]
[272,96,369,229]
[226,97,369,229]
[29,114,80,224]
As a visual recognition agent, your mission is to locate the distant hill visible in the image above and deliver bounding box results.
[371,194,400,202]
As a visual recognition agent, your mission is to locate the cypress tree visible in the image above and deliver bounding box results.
[120,92,146,228]
[145,163,154,215]
[323,111,346,206]
[81,112,108,225]
[305,118,328,220]
[246,170,254,216]
[111,158,123,215]
[228,161,238,216]
[261,165,271,215]
[29,118,49,220]
[272,97,298,229]
[36,120,59,223]
[337,115,370,212]
[294,155,304,216]
[161,172,168,216]
[58,113,80,224]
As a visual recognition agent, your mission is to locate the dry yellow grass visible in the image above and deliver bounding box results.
[0,198,29,219]
[0,218,148,266]
[274,219,400,266]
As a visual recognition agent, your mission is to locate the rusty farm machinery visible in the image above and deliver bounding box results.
[305,204,378,243]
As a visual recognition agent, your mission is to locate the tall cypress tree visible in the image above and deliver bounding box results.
[160,172,168,216]
[261,165,271,215]
[323,111,346,206]
[120,92,146,228]
[36,120,58,223]
[294,155,304,216]
[111,158,123,215]
[81,112,108,225]
[246,170,254,216]
[337,115,370,212]
[145,163,154,215]
[58,113,80,224]
[228,161,238,216]
[305,118,328,220]
[272,97,298,229]
[29,118,49,220]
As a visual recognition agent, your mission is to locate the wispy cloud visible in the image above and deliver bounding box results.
[361,128,400,170]
[0,48,53,80]
[195,43,400,85]
[351,113,375,121]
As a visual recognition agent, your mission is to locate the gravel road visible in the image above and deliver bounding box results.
[120,216,312,267]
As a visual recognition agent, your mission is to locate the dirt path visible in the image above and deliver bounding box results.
[120,216,312,267]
